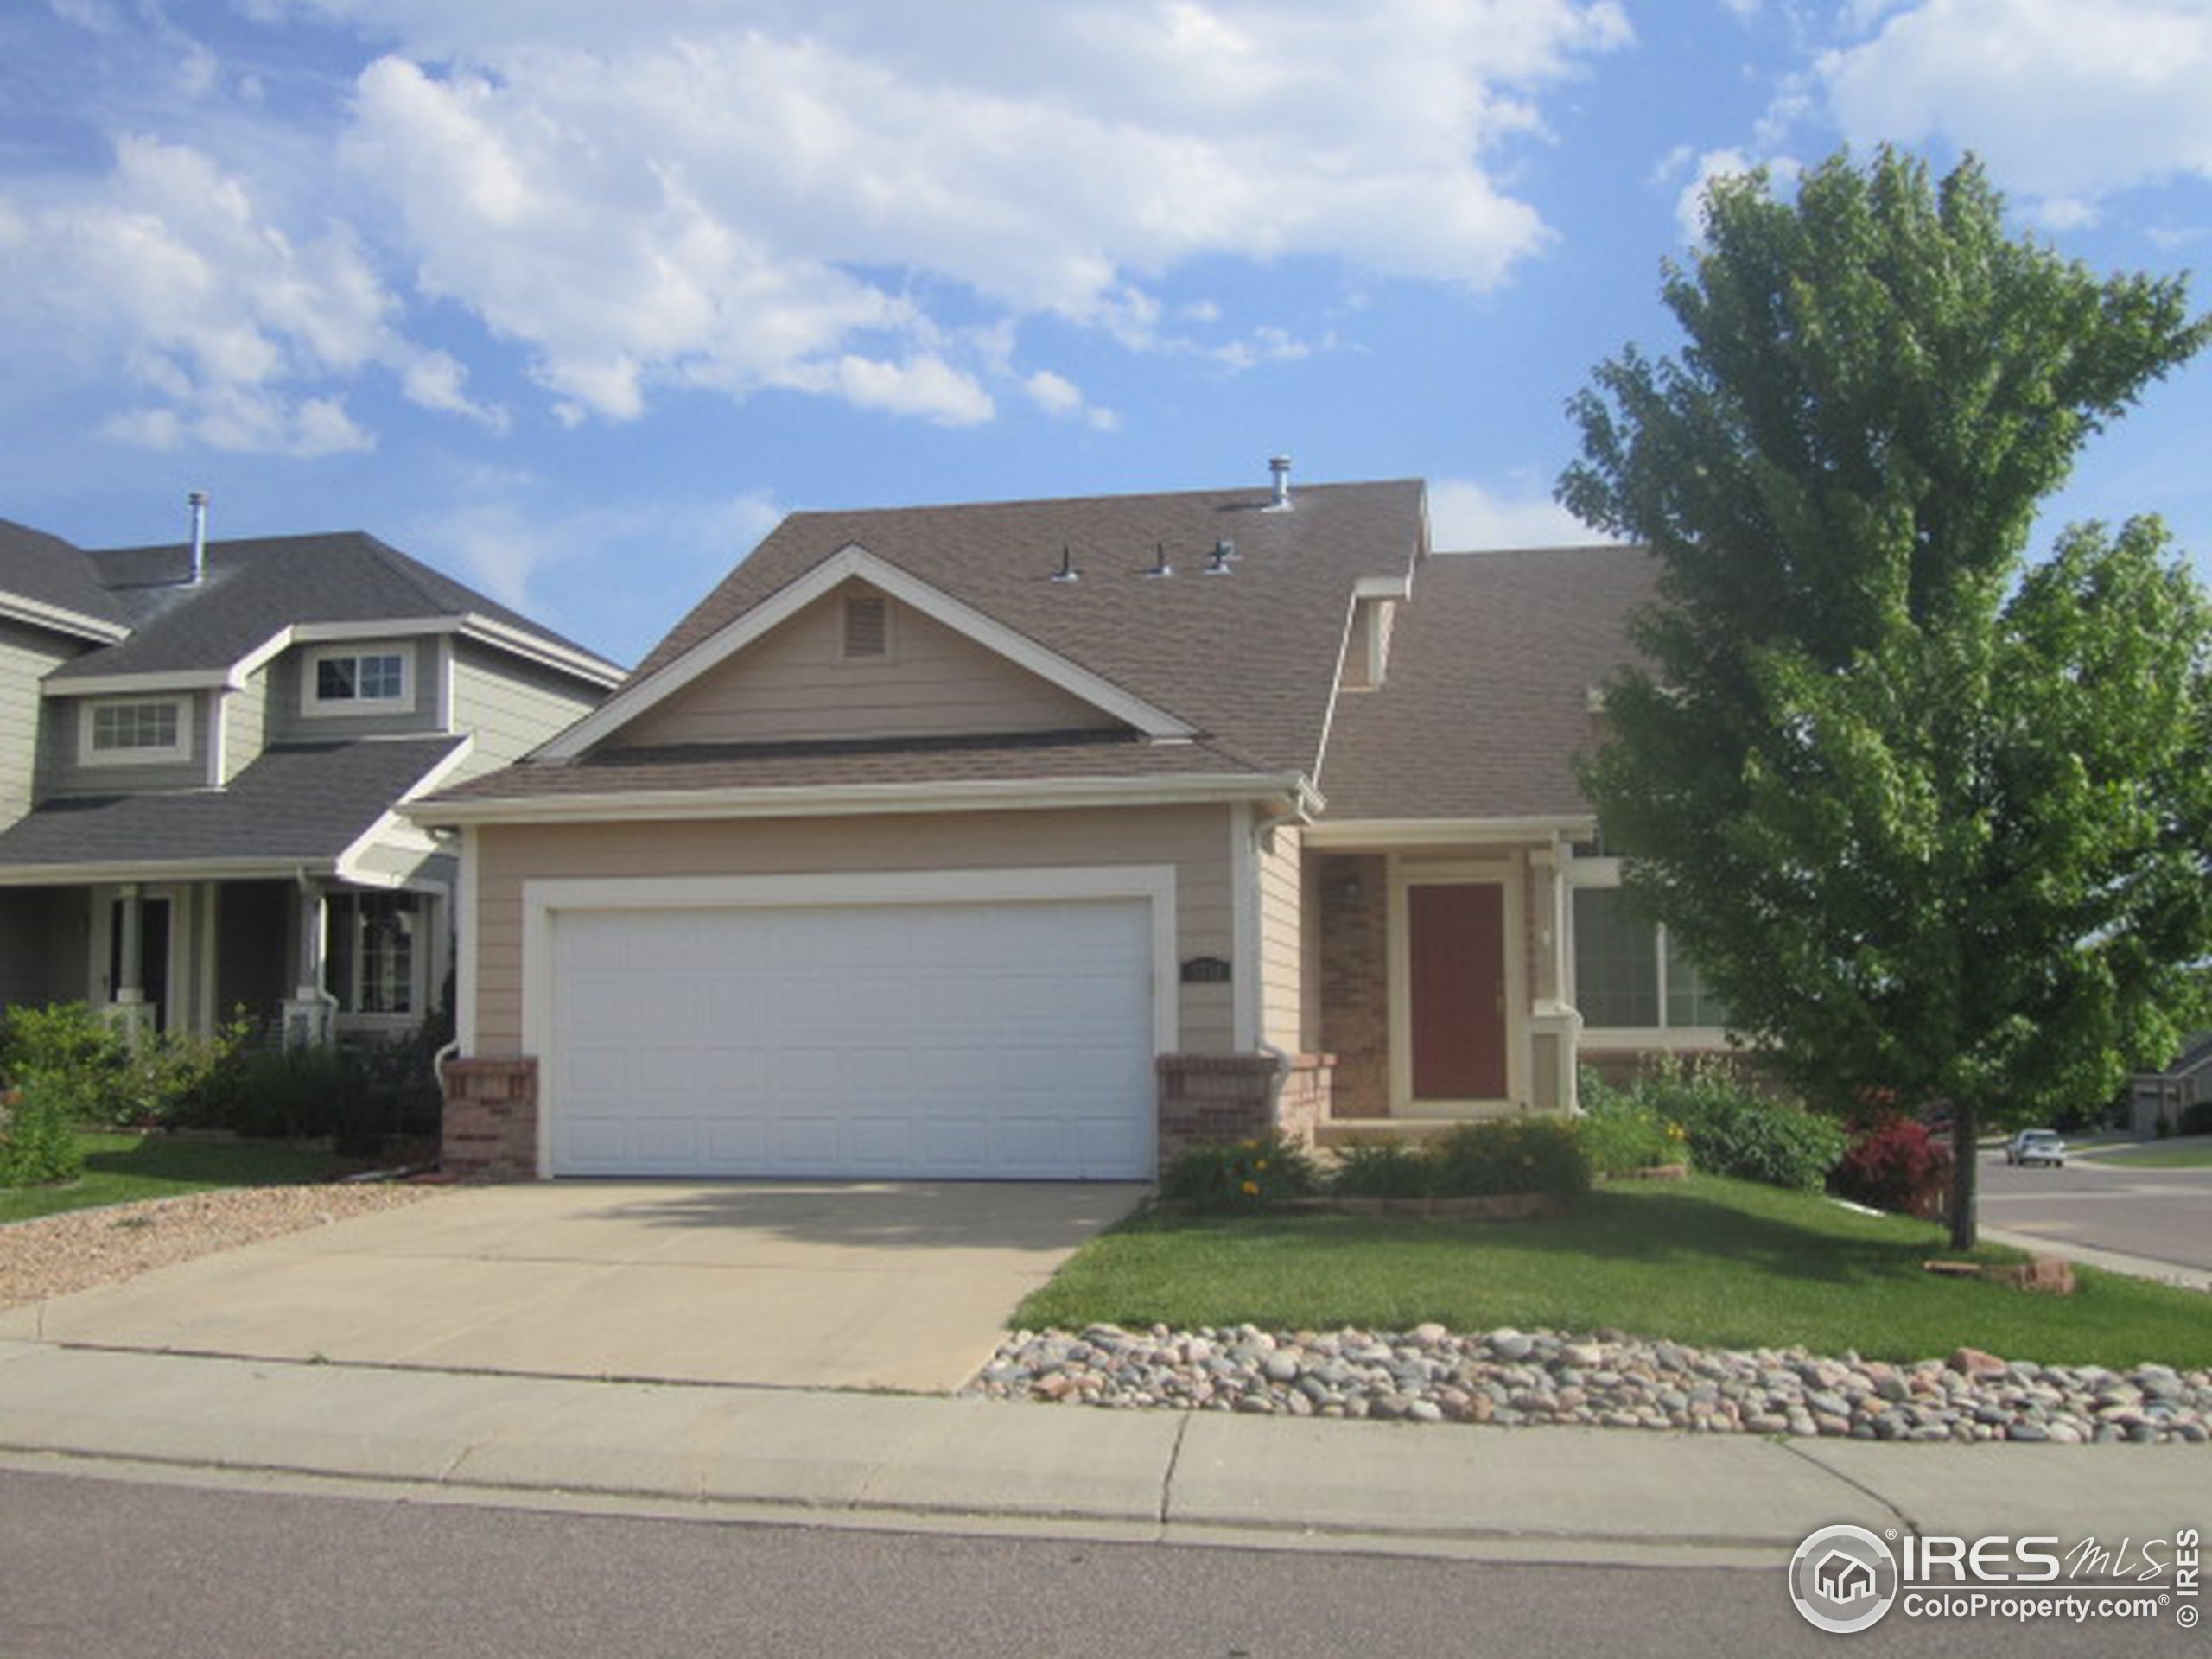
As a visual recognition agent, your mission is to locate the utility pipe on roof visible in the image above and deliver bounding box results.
[188,490,209,584]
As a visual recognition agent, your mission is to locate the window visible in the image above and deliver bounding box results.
[81,697,188,765]
[304,645,412,715]
[327,891,421,1017]
[1572,885,1730,1033]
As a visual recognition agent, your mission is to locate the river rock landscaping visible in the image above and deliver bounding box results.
[969,1323,2212,1445]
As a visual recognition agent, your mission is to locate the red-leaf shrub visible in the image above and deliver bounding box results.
[1829,1116,1953,1217]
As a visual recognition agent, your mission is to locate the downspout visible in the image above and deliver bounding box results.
[1248,795,1318,1138]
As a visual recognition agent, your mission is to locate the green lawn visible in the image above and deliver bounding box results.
[1017,1174,2212,1369]
[0,1133,364,1226]
[2075,1143,2212,1170]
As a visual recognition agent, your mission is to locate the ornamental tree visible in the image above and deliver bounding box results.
[1558,147,2212,1248]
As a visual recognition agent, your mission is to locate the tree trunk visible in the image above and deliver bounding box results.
[1948,1097,1979,1251]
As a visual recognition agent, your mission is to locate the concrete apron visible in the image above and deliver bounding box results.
[0,1181,1147,1393]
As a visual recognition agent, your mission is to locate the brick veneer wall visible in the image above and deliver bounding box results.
[1155,1051,1336,1175]
[1316,854,1389,1116]
[440,1057,539,1180]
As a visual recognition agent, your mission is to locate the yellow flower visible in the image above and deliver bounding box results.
[1240,1179,1261,1196]
[1255,1159,1269,1172]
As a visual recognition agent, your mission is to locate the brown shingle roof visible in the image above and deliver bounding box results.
[428,728,1274,806]
[618,479,1426,778]
[1317,545,1655,823]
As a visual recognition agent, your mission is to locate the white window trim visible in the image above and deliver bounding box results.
[327,887,429,1029]
[1565,858,1732,1046]
[302,643,416,718]
[79,696,192,767]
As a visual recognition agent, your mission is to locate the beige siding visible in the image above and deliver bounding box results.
[0,620,79,826]
[448,640,603,783]
[220,667,268,784]
[469,804,1236,1056]
[1257,821,1306,1052]
[618,580,1119,748]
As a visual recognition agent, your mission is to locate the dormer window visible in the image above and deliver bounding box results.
[304,645,414,715]
[81,696,189,766]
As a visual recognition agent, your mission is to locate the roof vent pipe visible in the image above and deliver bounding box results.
[1052,544,1080,582]
[1267,454,1292,511]
[187,490,209,584]
[1143,542,1173,579]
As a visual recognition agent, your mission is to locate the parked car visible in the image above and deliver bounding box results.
[2005,1129,2067,1167]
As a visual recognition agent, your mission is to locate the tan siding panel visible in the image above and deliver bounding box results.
[448,641,601,782]
[220,668,267,784]
[0,622,77,826]
[1258,822,1305,1052]
[468,804,1235,1055]
[618,581,1121,747]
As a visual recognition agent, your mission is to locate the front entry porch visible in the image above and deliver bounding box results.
[0,875,448,1046]
[1312,841,1580,1140]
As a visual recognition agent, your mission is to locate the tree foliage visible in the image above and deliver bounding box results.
[1558,148,2212,1246]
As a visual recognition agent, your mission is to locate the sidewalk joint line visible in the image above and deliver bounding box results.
[1157,1413,1191,1528]
[1777,1440,1918,1538]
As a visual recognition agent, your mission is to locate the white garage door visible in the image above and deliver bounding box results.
[545,897,1156,1179]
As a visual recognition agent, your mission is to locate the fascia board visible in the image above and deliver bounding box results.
[0,855,340,887]
[0,591,131,645]
[538,543,1192,760]
[406,770,1307,829]
[1304,814,1595,849]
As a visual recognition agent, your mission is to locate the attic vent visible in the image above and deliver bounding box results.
[842,594,890,659]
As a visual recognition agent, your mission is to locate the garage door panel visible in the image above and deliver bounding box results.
[545,896,1155,1179]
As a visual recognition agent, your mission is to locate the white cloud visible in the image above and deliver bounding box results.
[1819,0,2212,216]
[0,134,495,454]
[324,3,1630,423]
[1428,479,1609,550]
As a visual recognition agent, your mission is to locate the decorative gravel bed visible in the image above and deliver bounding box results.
[969,1323,2212,1445]
[0,1183,444,1310]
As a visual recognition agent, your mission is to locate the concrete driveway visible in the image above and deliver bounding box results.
[0,1181,1145,1393]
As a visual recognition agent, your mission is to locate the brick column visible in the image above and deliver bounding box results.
[440,1056,539,1180]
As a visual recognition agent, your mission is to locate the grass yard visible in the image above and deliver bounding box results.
[1016,1173,2212,1370]
[2077,1143,2212,1170]
[0,1133,364,1226]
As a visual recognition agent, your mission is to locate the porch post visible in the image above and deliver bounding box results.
[105,884,156,1048]
[280,877,334,1048]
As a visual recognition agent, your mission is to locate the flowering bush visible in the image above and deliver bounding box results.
[1624,1058,1848,1192]
[1160,1133,1319,1212]
[1573,1071,1685,1174]
[1829,1116,1952,1217]
[1431,1117,1591,1200]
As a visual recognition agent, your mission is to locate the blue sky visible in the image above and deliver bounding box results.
[3,1,2208,668]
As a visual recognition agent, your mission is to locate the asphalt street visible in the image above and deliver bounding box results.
[0,1465,2182,1659]
[1977,1145,2212,1274]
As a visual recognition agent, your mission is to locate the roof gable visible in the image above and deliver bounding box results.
[544,543,1196,759]
[591,478,1426,776]
[0,519,132,641]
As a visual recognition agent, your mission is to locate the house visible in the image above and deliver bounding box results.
[0,508,623,1047]
[1814,1551,1877,1604]
[421,465,1724,1180]
[2126,1033,2212,1136]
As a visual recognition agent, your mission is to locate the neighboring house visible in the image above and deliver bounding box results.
[0,512,623,1047]
[2126,1033,2212,1135]
[422,465,1718,1181]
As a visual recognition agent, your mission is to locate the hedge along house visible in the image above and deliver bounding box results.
[418,465,1727,1181]
[0,511,623,1048]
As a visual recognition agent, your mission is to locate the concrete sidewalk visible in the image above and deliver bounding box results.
[3,1338,2203,1567]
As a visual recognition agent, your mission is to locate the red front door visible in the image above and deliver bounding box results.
[1408,882,1507,1100]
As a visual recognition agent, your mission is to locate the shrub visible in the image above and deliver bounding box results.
[0,1082,84,1186]
[1573,1071,1685,1174]
[1829,1116,1952,1217]
[1160,1133,1319,1212]
[1329,1139,1440,1198]
[2181,1101,2212,1137]
[1626,1058,1847,1192]
[1430,1117,1591,1200]
[0,1001,249,1128]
